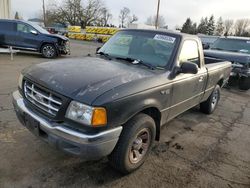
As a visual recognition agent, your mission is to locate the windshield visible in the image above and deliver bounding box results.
[211,38,250,54]
[28,22,50,34]
[98,30,177,68]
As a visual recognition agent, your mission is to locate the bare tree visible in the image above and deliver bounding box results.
[146,15,166,28]
[81,0,105,27]
[234,19,250,36]
[99,8,112,26]
[46,0,83,26]
[46,0,108,28]
[224,19,234,36]
[129,14,138,24]
[119,7,130,28]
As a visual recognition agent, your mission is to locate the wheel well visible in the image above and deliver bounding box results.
[217,78,224,87]
[141,107,161,141]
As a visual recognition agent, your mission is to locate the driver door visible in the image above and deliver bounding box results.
[168,40,207,120]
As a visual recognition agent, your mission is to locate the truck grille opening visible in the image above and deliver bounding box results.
[24,80,62,116]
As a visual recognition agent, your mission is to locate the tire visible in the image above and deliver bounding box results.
[108,113,156,174]
[227,76,235,86]
[239,77,250,91]
[200,85,221,114]
[41,44,57,58]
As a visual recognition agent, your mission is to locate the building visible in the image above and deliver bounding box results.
[0,0,11,19]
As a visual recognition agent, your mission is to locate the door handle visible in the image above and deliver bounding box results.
[199,76,204,82]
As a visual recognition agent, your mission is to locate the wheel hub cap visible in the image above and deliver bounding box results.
[43,46,55,57]
[211,90,218,109]
[129,128,151,164]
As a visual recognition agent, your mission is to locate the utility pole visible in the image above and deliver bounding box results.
[42,0,46,27]
[155,0,160,29]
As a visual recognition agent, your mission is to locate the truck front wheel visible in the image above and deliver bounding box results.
[41,44,57,58]
[108,113,156,174]
[239,77,250,90]
[200,85,221,114]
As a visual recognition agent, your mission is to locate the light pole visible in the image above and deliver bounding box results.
[42,0,46,26]
[155,0,160,29]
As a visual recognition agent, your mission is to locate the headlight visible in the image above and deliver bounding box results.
[18,74,24,89]
[66,101,107,127]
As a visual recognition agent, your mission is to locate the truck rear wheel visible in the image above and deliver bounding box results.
[239,77,250,90]
[200,85,220,114]
[108,113,156,174]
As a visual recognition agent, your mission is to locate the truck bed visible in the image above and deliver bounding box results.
[203,59,231,101]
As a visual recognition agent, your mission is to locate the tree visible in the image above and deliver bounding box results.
[234,19,250,36]
[99,8,112,26]
[145,15,166,28]
[197,17,208,34]
[129,14,138,24]
[14,12,20,19]
[119,7,130,28]
[207,15,215,35]
[215,17,224,36]
[181,18,197,34]
[224,19,234,36]
[46,0,107,28]
[82,0,106,27]
[46,0,83,26]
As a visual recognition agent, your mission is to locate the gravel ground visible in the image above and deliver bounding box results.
[0,40,249,188]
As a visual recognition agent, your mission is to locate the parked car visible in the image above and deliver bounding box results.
[204,36,250,90]
[0,19,70,58]
[45,23,68,36]
[13,29,231,174]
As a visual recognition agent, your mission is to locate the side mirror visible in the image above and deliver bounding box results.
[30,30,38,35]
[180,62,199,74]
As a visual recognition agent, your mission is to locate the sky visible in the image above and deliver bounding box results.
[11,0,250,29]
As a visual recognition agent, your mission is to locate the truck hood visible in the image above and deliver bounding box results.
[23,57,155,104]
[204,49,250,64]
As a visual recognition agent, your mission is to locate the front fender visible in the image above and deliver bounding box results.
[94,87,171,128]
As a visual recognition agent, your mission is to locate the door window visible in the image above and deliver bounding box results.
[0,22,15,31]
[17,23,33,34]
[179,40,200,67]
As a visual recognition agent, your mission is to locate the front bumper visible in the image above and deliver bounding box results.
[58,41,70,55]
[12,90,122,159]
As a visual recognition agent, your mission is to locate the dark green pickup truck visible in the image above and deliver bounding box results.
[13,29,231,174]
[205,36,250,90]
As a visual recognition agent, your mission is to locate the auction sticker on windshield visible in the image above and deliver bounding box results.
[154,34,176,43]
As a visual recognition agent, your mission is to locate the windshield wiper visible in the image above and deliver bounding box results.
[97,51,112,60]
[115,57,156,70]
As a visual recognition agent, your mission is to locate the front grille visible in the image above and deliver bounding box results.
[24,80,63,116]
